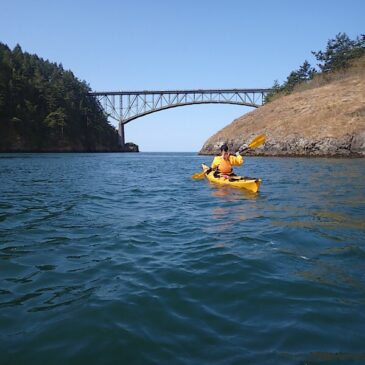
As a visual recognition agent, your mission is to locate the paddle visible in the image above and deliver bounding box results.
[192,170,207,180]
[239,134,266,153]
[192,134,266,180]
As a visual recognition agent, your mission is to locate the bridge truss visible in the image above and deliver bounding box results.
[88,89,271,145]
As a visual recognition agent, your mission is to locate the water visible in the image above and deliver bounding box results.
[1,153,365,365]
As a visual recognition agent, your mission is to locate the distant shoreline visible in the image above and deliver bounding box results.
[1,151,363,158]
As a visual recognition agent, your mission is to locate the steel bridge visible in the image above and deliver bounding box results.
[88,88,271,145]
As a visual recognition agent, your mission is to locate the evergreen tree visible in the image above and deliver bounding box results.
[0,42,121,151]
[283,60,316,92]
[312,32,365,72]
[265,33,364,103]
[264,80,282,103]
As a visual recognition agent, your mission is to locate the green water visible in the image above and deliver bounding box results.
[1,153,365,364]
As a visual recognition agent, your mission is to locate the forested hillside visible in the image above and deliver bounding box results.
[0,43,122,151]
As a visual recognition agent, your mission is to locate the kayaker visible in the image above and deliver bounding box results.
[211,144,243,177]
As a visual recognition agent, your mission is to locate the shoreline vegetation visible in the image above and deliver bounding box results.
[0,43,138,153]
[200,33,365,157]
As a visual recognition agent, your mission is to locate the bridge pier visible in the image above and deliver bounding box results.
[118,122,125,146]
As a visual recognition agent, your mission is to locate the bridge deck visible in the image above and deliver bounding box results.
[89,88,271,96]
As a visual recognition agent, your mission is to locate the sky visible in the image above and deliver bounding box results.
[1,0,364,151]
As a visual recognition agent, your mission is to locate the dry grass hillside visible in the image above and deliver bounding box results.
[200,57,365,156]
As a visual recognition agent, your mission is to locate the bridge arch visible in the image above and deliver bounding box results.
[121,100,260,124]
[88,89,271,145]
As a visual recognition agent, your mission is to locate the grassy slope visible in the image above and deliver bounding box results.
[200,57,365,156]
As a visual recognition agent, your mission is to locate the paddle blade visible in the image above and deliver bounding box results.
[192,171,206,180]
[248,134,266,149]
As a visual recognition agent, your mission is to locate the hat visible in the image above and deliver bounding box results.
[220,144,229,152]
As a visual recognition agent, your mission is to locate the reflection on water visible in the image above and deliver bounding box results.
[210,184,259,201]
[296,262,365,294]
[209,187,263,234]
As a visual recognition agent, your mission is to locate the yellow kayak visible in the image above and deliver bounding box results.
[202,163,262,193]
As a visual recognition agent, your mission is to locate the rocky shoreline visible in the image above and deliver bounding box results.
[0,142,139,153]
[200,133,365,157]
[120,143,139,152]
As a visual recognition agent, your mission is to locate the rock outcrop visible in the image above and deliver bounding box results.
[121,143,139,152]
[199,64,365,157]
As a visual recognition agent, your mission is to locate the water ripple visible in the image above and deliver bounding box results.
[0,153,364,364]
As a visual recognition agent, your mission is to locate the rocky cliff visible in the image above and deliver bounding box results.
[199,60,365,157]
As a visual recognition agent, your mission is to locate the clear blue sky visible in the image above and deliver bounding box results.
[1,0,364,151]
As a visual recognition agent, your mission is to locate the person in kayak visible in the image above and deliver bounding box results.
[211,144,243,177]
